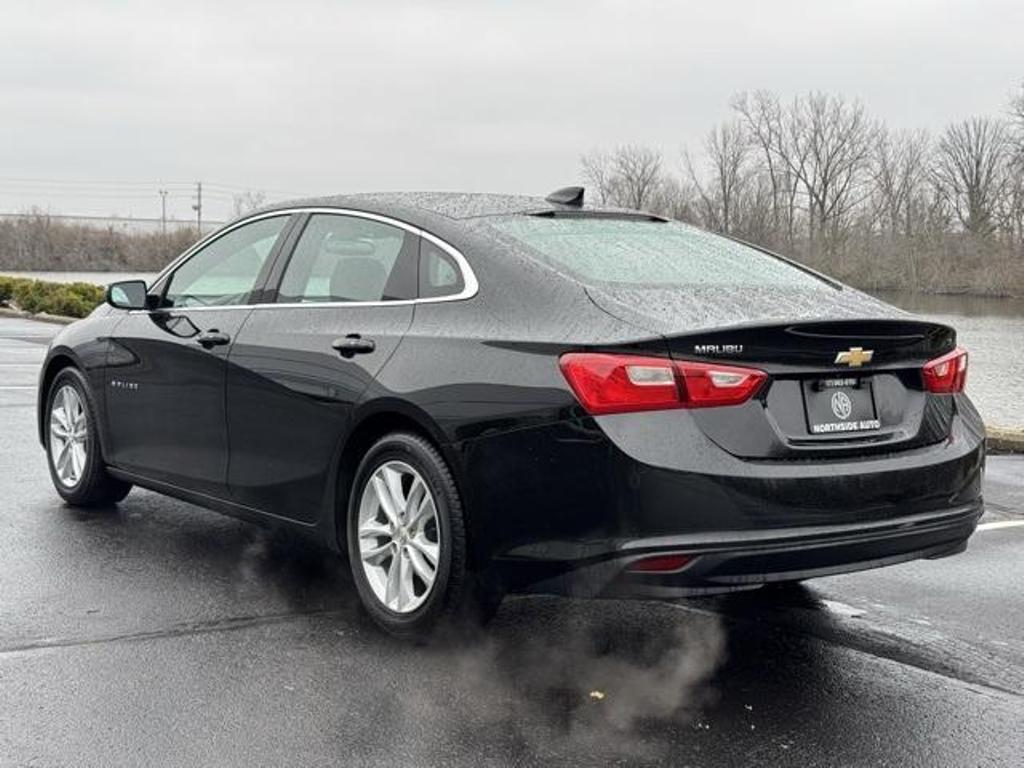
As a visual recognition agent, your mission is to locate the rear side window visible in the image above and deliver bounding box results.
[489,216,829,289]
[419,239,465,299]
[278,214,417,303]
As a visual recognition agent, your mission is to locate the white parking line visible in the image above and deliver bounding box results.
[0,386,36,390]
[976,520,1024,532]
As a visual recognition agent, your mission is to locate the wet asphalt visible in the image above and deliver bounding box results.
[1,316,1022,767]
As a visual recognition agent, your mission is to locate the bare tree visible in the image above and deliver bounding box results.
[932,118,1011,236]
[684,121,749,234]
[580,145,664,210]
[734,92,875,247]
[1007,82,1024,244]
[793,94,877,243]
[871,127,930,237]
[580,150,616,205]
[612,145,663,210]
[731,91,799,244]
[1011,81,1024,129]
[649,176,698,222]
[232,190,268,218]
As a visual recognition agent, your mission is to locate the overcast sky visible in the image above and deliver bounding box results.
[1,0,1021,222]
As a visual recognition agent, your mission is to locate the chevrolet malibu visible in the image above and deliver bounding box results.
[38,189,985,637]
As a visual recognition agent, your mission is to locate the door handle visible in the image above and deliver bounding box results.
[197,329,231,349]
[332,334,376,357]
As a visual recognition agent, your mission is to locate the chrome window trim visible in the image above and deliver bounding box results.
[147,207,479,310]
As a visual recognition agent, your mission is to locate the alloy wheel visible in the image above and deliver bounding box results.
[49,384,88,488]
[357,461,441,613]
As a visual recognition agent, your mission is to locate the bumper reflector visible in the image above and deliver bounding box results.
[626,554,693,573]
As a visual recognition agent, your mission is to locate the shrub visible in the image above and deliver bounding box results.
[0,275,16,303]
[1,277,105,318]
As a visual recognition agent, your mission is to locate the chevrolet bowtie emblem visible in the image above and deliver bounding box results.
[835,347,874,367]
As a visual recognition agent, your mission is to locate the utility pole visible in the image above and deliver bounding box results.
[192,181,203,234]
[158,189,168,235]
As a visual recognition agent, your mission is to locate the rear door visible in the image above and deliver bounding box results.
[225,211,418,522]
[105,214,292,494]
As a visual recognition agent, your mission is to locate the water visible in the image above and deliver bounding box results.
[3,272,1021,428]
[872,291,1024,430]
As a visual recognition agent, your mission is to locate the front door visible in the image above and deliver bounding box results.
[105,214,292,495]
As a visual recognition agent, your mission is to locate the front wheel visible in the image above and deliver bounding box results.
[45,367,132,506]
[346,432,500,639]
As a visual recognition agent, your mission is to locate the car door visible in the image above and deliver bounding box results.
[225,211,417,522]
[105,214,294,495]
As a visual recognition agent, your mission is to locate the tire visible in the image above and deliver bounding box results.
[45,367,132,507]
[346,431,501,639]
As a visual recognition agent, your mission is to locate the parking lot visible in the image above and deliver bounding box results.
[1,315,1022,767]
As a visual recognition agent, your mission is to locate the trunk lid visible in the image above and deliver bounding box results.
[587,285,959,459]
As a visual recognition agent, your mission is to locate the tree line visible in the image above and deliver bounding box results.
[0,191,265,272]
[582,85,1024,296]
[0,214,198,271]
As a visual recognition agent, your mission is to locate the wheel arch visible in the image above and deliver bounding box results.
[37,350,81,446]
[328,399,473,560]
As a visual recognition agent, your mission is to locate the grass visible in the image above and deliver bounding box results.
[0,275,105,319]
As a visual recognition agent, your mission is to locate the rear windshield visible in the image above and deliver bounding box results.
[489,216,829,289]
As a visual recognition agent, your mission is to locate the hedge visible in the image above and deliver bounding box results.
[0,276,105,319]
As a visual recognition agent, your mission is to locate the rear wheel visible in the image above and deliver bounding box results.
[346,432,500,638]
[46,367,132,506]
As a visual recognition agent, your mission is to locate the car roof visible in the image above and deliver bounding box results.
[248,191,653,225]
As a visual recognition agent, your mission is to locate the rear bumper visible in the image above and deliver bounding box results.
[503,500,982,598]
[459,402,985,595]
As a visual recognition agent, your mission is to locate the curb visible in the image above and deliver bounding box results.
[0,306,78,325]
[987,426,1024,454]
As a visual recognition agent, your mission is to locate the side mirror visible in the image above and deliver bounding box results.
[106,280,149,310]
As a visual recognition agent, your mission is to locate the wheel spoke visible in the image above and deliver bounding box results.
[407,494,435,533]
[62,387,76,421]
[382,466,407,516]
[405,476,425,516]
[371,474,401,528]
[397,553,416,610]
[410,534,439,567]
[407,545,436,585]
[384,554,401,608]
[52,405,70,431]
[359,519,392,540]
[55,441,72,479]
[361,541,392,566]
[70,443,84,481]
[50,413,69,440]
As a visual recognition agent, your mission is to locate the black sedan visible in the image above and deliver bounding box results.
[37,189,985,637]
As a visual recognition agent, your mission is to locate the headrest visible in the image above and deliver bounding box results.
[323,238,376,256]
[329,256,388,301]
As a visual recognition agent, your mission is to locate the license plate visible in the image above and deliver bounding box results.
[803,377,880,435]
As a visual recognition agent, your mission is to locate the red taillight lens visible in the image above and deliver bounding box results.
[675,361,769,408]
[559,353,767,415]
[626,554,693,573]
[922,347,968,393]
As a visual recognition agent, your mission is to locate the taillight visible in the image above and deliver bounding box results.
[922,347,968,393]
[558,353,767,415]
[626,553,693,573]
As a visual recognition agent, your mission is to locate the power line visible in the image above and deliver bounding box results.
[0,177,197,188]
